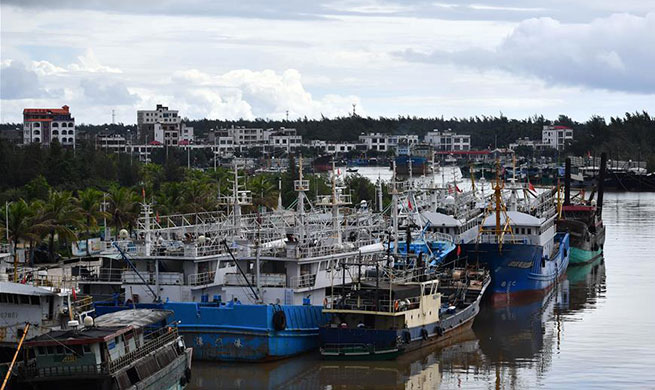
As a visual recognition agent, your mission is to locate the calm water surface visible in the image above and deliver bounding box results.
[189,192,655,389]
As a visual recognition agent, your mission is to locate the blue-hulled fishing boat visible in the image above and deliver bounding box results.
[461,169,570,305]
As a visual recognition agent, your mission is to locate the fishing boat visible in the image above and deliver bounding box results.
[92,160,387,362]
[395,142,432,177]
[10,309,192,390]
[0,257,95,362]
[318,257,489,360]
[460,163,570,305]
[557,154,606,265]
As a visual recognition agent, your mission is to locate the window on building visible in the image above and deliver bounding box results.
[34,122,40,127]
[52,122,59,127]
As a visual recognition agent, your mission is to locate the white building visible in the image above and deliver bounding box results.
[96,133,128,153]
[424,129,470,151]
[23,105,76,148]
[137,104,194,146]
[358,133,418,152]
[542,125,573,150]
[268,127,302,153]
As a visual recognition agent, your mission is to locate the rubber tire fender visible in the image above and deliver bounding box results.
[420,328,428,340]
[273,309,287,331]
[402,331,411,344]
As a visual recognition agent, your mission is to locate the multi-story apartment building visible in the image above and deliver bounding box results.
[23,105,76,148]
[358,133,419,152]
[268,127,302,153]
[542,125,573,150]
[96,133,128,153]
[137,104,194,146]
[424,129,470,151]
[209,126,302,154]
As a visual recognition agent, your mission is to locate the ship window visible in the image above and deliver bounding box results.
[20,295,30,304]
[0,294,6,303]
[527,228,532,235]
[219,261,227,269]
[30,296,40,305]
[83,345,91,353]
[37,346,45,355]
[47,346,55,355]
[71,345,84,356]
[56,346,64,354]
[319,261,327,271]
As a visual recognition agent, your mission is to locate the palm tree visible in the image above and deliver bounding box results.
[181,180,211,215]
[155,182,183,215]
[3,200,40,281]
[107,186,139,237]
[76,188,109,256]
[43,190,82,262]
[248,175,277,210]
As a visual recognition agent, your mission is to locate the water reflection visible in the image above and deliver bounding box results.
[189,260,608,390]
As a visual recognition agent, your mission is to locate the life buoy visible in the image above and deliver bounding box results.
[435,326,444,336]
[272,309,287,331]
[394,300,400,312]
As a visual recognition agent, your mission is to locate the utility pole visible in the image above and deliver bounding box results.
[112,109,116,124]
[352,103,357,117]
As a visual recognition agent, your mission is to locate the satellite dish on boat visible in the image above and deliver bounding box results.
[119,229,129,239]
[83,316,94,327]
[197,235,206,244]
[445,195,455,205]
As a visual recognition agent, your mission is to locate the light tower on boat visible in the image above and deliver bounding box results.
[294,155,310,243]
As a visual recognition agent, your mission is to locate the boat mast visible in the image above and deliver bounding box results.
[391,160,399,254]
[296,156,309,244]
[331,160,341,246]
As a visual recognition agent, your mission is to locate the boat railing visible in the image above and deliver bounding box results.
[290,273,317,289]
[326,295,421,313]
[21,362,109,378]
[0,243,9,254]
[187,271,216,286]
[72,295,95,314]
[108,327,179,373]
[224,272,286,287]
[76,268,125,283]
[123,271,184,285]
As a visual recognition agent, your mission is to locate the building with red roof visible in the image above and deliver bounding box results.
[23,105,76,148]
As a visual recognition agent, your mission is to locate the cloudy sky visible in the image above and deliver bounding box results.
[1,0,653,124]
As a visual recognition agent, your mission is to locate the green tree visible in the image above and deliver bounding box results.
[2,200,45,280]
[108,186,139,236]
[43,190,81,262]
[76,188,109,256]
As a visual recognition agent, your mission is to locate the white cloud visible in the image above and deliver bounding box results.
[0,60,50,99]
[399,12,655,93]
[170,68,361,120]
[68,49,122,73]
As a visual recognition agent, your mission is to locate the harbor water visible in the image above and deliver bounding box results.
[188,191,655,389]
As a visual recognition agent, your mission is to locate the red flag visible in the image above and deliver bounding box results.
[156,211,160,223]
[456,245,461,257]
[72,288,77,301]
[141,187,146,200]
[528,179,535,192]
[455,185,462,193]
[407,198,413,210]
